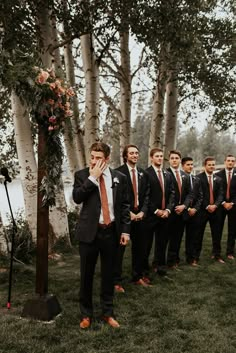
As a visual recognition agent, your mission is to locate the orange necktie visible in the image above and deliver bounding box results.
[99,174,111,225]
[131,168,138,211]
[226,171,231,200]
[208,175,214,205]
[157,169,165,210]
[175,170,182,202]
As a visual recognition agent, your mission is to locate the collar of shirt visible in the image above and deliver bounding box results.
[170,167,181,174]
[127,164,137,173]
[152,165,163,173]
[205,172,213,178]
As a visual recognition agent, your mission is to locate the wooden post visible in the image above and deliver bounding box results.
[22,125,61,321]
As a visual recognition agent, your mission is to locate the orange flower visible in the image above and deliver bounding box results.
[36,70,49,84]
[47,99,55,105]
[66,87,75,97]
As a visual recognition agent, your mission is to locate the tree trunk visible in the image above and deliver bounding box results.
[163,69,179,166]
[119,30,131,161]
[64,42,86,169]
[63,1,86,169]
[81,33,99,162]
[11,91,37,242]
[149,62,167,152]
[48,190,71,253]
[51,10,82,177]
[36,1,54,68]
[0,212,7,254]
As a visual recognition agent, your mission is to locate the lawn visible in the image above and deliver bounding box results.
[0,226,236,353]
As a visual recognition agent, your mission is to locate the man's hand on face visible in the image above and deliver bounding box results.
[89,160,107,179]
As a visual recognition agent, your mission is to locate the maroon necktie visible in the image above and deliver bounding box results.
[226,171,231,200]
[175,170,182,202]
[100,174,111,225]
[208,175,214,205]
[131,169,138,211]
[157,169,165,210]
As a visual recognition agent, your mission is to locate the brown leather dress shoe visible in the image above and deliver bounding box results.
[103,316,120,328]
[135,278,151,287]
[227,255,234,260]
[114,284,125,293]
[142,276,151,284]
[80,317,91,329]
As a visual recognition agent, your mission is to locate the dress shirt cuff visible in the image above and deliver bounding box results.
[166,209,171,214]
[121,233,130,238]
[154,208,159,214]
[88,175,99,186]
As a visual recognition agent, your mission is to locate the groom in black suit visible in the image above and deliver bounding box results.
[73,142,130,329]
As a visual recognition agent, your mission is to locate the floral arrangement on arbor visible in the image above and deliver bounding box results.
[34,68,74,131]
[32,68,75,207]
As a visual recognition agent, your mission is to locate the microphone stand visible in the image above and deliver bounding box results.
[3,179,17,309]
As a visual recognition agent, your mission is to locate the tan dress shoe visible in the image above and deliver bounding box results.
[80,317,91,329]
[103,316,120,328]
[114,284,125,293]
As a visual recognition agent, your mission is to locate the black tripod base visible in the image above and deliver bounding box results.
[22,294,61,321]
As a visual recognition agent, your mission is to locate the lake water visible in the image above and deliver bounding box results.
[0,178,74,225]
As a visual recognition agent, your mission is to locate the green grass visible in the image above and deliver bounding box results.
[0,226,236,353]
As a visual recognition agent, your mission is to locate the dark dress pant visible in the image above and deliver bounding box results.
[167,213,185,266]
[194,209,222,260]
[184,214,199,263]
[114,220,146,283]
[143,215,169,274]
[218,205,236,256]
[79,225,117,318]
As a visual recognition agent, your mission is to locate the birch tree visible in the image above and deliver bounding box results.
[81,33,99,162]
[163,68,179,165]
[11,91,38,241]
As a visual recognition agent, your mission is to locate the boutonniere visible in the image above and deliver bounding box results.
[111,177,119,188]
[138,172,143,178]
[181,174,185,179]
[213,177,217,181]
[234,173,236,176]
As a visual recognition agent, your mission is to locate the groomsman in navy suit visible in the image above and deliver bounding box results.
[166,150,192,268]
[114,144,150,291]
[216,154,236,259]
[181,157,203,266]
[144,148,175,277]
[195,157,224,263]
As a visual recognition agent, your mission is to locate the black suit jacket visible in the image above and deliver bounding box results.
[167,168,192,207]
[145,166,175,215]
[196,172,224,209]
[115,164,150,215]
[215,168,236,204]
[190,175,203,211]
[73,167,130,243]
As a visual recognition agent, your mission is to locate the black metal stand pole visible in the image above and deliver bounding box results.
[3,179,17,309]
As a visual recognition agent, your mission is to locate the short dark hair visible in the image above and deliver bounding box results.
[90,142,110,158]
[122,144,139,163]
[225,154,235,161]
[204,156,215,166]
[150,147,163,157]
[169,150,182,159]
[182,156,193,165]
